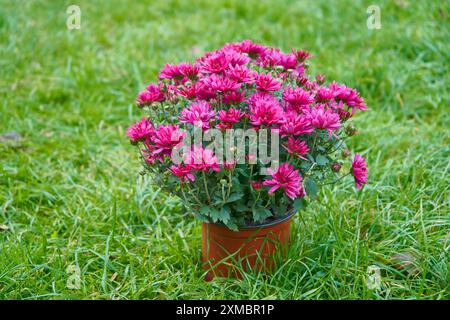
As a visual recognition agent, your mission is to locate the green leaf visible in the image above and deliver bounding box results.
[234,202,248,212]
[293,198,307,211]
[313,171,323,179]
[209,207,221,222]
[224,220,239,231]
[316,154,329,166]
[219,206,231,223]
[194,212,210,222]
[252,207,272,223]
[200,206,210,216]
[304,177,319,199]
[273,204,287,215]
[300,161,311,171]
[226,193,242,203]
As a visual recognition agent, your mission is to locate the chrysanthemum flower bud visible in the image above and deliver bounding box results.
[331,163,342,172]
[296,76,309,86]
[342,149,351,158]
[220,179,227,185]
[315,74,325,84]
[337,109,352,121]
[345,125,358,136]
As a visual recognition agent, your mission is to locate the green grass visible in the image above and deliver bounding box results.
[0,0,449,299]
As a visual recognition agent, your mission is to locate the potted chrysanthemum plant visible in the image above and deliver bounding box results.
[126,40,368,280]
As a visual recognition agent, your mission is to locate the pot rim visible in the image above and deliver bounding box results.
[206,208,297,230]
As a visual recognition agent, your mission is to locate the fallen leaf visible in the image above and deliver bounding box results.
[0,132,22,142]
[394,0,409,8]
[390,252,420,276]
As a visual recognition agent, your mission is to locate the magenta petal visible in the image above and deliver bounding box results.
[268,186,279,194]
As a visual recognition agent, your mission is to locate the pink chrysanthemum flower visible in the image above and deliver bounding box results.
[177,62,199,80]
[176,83,200,100]
[225,65,257,84]
[256,48,281,68]
[164,84,182,103]
[255,73,282,92]
[248,92,284,126]
[304,79,319,91]
[195,82,217,101]
[198,49,249,75]
[282,86,315,112]
[283,136,309,159]
[291,63,306,80]
[233,40,267,58]
[329,82,368,113]
[184,146,221,172]
[159,64,183,80]
[351,154,368,189]
[169,164,195,182]
[179,101,216,130]
[200,74,241,94]
[222,48,251,67]
[279,112,313,136]
[126,117,154,143]
[197,51,229,74]
[152,124,185,157]
[306,104,341,137]
[278,53,298,70]
[291,49,313,62]
[315,86,337,102]
[250,180,263,190]
[223,160,236,171]
[136,84,165,105]
[258,49,297,71]
[142,144,163,164]
[263,163,304,199]
[222,90,246,105]
[217,108,245,129]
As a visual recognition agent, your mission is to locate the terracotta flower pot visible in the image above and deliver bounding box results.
[201,211,295,281]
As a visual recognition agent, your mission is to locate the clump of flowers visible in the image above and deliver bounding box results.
[126,40,368,230]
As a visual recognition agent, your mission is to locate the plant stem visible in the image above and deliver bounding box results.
[248,164,254,185]
[221,183,226,204]
[263,197,271,208]
[320,172,351,186]
[226,171,232,198]
[202,171,211,203]
[306,162,316,176]
[160,102,168,124]
[185,183,203,206]
[312,131,319,150]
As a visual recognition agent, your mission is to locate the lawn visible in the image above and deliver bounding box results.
[0,0,448,299]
